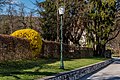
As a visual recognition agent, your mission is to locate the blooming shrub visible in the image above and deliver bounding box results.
[10,29,42,56]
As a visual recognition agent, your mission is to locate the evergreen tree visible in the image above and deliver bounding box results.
[87,0,119,57]
[37,0,87,46]
[37,0,57,41]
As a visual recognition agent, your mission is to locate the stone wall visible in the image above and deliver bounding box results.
[0,34,33,61]
[40,40,94,59]
[38,59,113,80]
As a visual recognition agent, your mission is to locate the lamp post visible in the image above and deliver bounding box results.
[58,6,65,69]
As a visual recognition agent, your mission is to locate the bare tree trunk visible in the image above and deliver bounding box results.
[56,0,59,42]
[8,4,13,33]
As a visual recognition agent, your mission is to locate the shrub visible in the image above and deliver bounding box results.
[10,29,42,56]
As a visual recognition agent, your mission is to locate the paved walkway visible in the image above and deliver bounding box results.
[81,58,120,80]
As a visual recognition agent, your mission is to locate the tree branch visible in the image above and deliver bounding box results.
[105,30,120,44]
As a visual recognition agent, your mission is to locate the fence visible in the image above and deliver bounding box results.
[40,40,94,59]
[0,34,94,61]
[0,34,33,61]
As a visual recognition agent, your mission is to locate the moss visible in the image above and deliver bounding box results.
[10,29,42,56]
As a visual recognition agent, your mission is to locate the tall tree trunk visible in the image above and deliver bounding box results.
[94,36,100,56]
[56,0,59,42]
[100,44,106,57]
[95,44,106,57]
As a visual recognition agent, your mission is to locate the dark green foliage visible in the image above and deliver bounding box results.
[87,0,118,57]
[38,0,57,41]
[37,0,87,45]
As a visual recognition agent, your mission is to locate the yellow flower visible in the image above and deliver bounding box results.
[10,29,42,56]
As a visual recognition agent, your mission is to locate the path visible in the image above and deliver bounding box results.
[81,58,120,80]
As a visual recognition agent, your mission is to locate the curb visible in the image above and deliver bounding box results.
[36,59,113,80]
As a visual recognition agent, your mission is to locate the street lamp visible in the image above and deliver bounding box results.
[58,6,65,69]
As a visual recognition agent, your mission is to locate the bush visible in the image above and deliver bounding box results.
[10,29,42,56]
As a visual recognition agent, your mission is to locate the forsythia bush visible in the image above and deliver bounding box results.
[10,29,42,56]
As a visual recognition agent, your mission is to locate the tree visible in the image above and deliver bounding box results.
[0,1,27,34]
[0,0,16,34]
[37,0,59,41]
[37,0,87,46]
[86,0,119,57]
[0,0,42,34]
[63,0,88,45]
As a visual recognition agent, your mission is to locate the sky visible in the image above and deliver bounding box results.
[20,0,45,16]
[2,0,45,16]
[20,0,38,10]
[19,0,44,13]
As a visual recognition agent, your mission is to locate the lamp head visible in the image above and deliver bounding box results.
[58,6,65,15]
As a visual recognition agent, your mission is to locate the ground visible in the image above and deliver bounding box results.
[0,57,106,80]
[81,58,120,80]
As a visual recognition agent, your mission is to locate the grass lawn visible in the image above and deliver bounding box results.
[0,57,108,80]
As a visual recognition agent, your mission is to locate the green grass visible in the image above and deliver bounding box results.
[0,57,108,80]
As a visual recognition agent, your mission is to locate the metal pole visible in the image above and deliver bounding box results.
[60,15,64,69]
